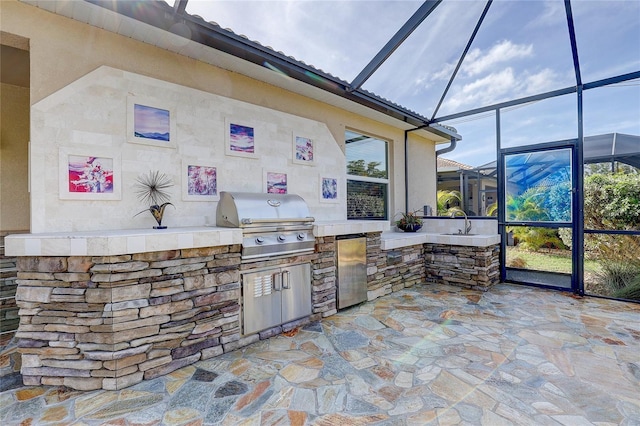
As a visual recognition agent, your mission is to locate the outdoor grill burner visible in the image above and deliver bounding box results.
[216,191,316,260]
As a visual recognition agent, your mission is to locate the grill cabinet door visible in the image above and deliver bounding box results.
[281,263,312,324]
[242,269,282,335]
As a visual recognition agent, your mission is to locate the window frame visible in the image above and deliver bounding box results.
[345,129,390,220]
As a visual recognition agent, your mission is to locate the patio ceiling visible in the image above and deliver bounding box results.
[20,0,640,141]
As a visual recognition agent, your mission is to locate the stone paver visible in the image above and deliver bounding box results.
[1,283,639,425]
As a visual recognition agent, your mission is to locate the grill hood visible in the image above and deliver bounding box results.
[216,191,314,228]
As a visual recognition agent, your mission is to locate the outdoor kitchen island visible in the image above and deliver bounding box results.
[5,220,499,390]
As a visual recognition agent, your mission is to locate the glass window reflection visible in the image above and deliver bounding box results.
[504,148,572,222]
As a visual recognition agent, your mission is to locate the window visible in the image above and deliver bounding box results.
[345,130,389,220]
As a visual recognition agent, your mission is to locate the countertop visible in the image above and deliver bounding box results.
[5,221,498,257]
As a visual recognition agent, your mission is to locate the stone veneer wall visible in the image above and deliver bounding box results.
[1,234,19,343]
[14,246,244,390]
[13,242,337,390]
[1,232,22,381]
[424,243,500,291]
[367,233,426,300]
[311,232,426,307]
[12,234,500,390]
[312,236,338,319]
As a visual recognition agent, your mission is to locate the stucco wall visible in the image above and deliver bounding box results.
[1,0,438,232]
[30,66,348,232]
[0,83,30,232]
[407,137,437,215]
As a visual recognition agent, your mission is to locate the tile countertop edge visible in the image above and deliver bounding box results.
[5,224,500,256]
[313,220,390,237]
[381,232,500,250]
[4,227,244,257]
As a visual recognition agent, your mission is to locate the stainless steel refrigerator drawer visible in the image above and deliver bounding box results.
[336,236,367,309]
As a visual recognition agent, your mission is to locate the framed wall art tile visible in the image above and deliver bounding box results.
[127,96,176,148]
[182,160,219,201]
[264,170,287,194]
[225,118,257,158]
[319,176,339,203]
[59,147,121,200]
[293,134,314,165]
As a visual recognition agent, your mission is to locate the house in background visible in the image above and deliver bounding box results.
[436,132,640,217]
[436,157,497,217]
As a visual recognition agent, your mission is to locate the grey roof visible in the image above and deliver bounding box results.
[583,133,640,168]
[465,133,640,188]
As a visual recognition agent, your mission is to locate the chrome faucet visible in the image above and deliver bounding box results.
[450,210,472,234]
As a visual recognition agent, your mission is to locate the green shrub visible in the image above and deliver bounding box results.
[612,275,640,300]
[507,256,528,268]
[596,259,640,300]
[585,172,640,230]
[437,190,463,216]
[509,227,567,251]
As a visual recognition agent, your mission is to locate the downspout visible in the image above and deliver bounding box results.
[435,136,459,212]
[435,136,457,157]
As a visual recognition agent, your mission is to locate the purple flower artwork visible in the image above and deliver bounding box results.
[295,136,313,162]
[187,165,217,196]
[68,155,114,193]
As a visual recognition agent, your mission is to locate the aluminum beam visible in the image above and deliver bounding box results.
[349,0,442,91]
[564,0,582,86]
[431,0,493,121]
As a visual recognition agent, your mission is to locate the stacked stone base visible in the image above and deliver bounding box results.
[312,236,338,318]
[15,246,243,390]
[13,233,501,390]
[13,241,338,390]
[424,243,500,291]
[367,234,425,300]
[1,232,22,380]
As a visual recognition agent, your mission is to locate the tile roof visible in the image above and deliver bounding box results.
[437,157,473,171]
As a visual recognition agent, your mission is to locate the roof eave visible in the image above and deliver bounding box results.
[81,0,443,133]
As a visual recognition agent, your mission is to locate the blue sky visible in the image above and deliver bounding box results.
[185,0,640,167]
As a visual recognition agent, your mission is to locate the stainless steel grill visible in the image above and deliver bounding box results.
[216,191,315,260]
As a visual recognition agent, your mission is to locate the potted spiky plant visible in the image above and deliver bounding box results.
[134,170,174,229]
[394,209,423,232]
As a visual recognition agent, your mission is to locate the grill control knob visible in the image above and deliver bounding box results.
[255,237,265,244]
[297,233,306,241]
[277,234,287,242]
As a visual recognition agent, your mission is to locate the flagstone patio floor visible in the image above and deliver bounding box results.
[1,283,639,425]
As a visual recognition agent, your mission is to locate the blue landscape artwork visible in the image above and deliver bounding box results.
[134,104,170,141]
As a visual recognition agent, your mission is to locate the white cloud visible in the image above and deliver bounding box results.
[428,39,534,89]
[523,68,558,94]
[443,67,561,113]
[445,68,517,111]
[526,1,566,29]
[462,40,534,77]
[430,62,457,82]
